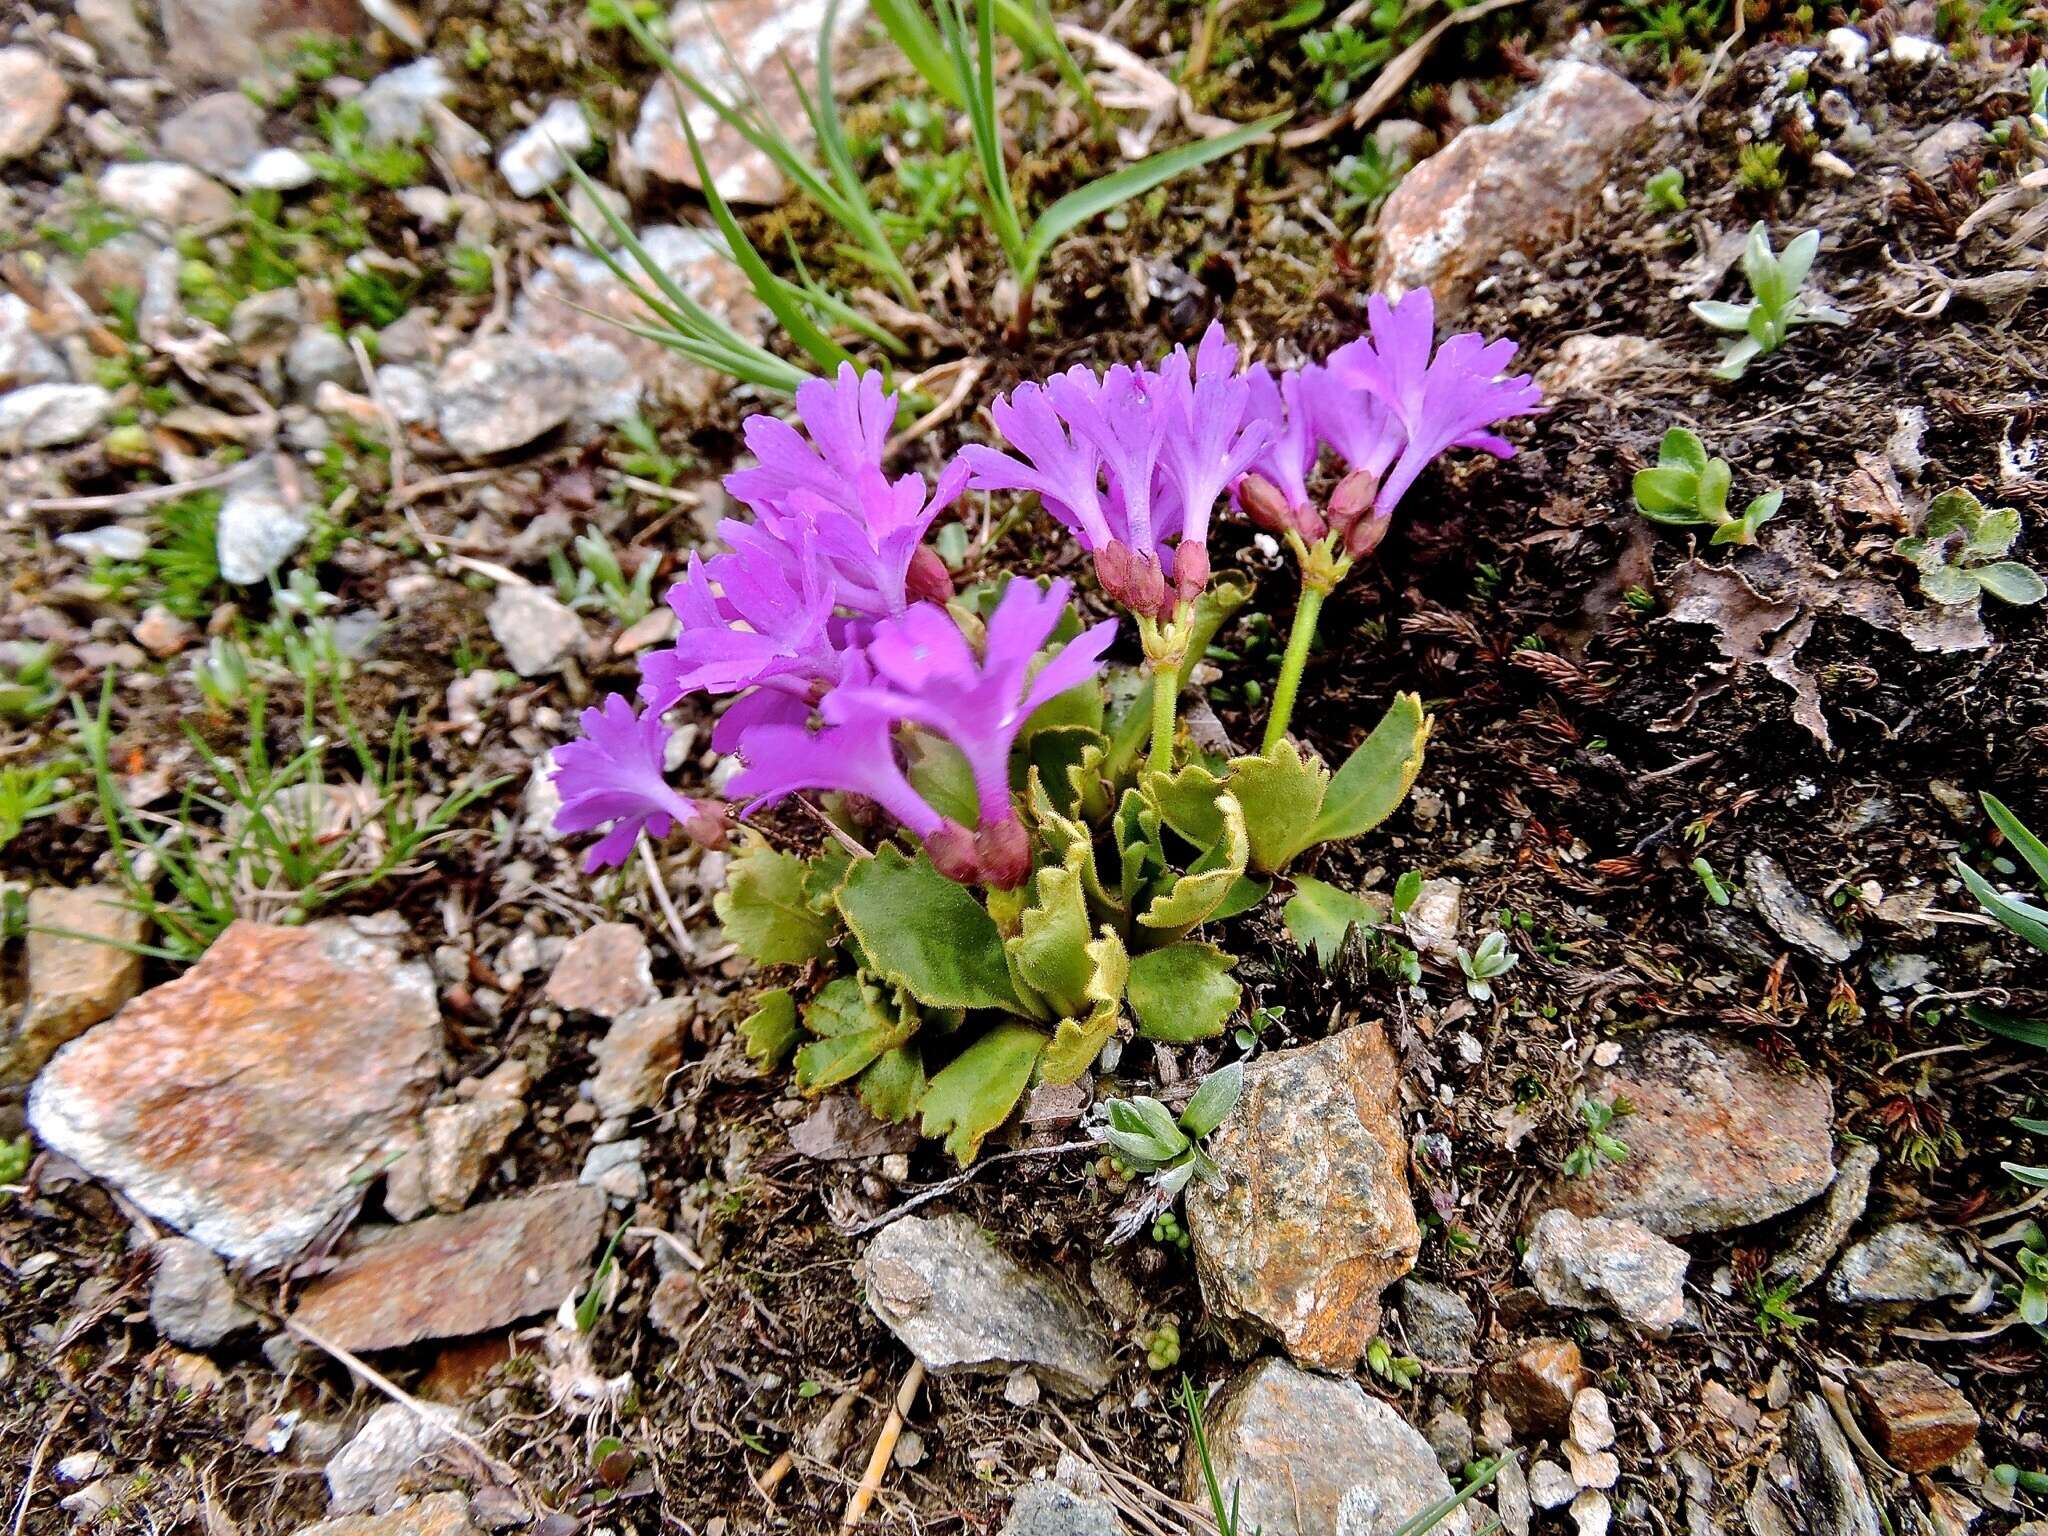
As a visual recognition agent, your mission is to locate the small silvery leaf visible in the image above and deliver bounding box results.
[1127,1095,1190,1156]
[1688,300,1753,333]
[1104,1124,1177,1166]
[1974,561,2047,606]
[1154,1159,1198,1197]
[1919,562,1985,606]
[1179,1061,1246,1139]
[1778,227,1822,295]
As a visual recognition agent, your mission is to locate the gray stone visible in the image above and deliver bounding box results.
[1002,1472,1126,1536]
[436,339,580,457]
[420,1096,524,1214]
[1421,1401,1474,1474]
[1745,854,1859,963]
[216,464,309,584]
[359,59,455,148]
[0,384,112,451]
[579,1137,648,1203]
[1828,1221,1980,1303]
[1764,1141,1877,1296]
[487,584,584,677]
[149,1236,256,1347]
[496,99,591,198]
[77,0,154,73]
[1909,120,1983,178]
[1393,1278,1475,1368]
[98,162,236,229]
[1868,953,1933,993]
[1745,1396,1881,1536]
[1525,1208,1689,1330]
[237,147,316,190]
[229,287,303,349]
[325,1403,467,1516]
[159,91,265,178]
[1186,1023,1418,1368]
[589,998,686,1121]
[288,328,359,395]
[545,922,656,1019]
[862,1212,1112,1396]
[0,294,67,389]
[56,525,148,561]
[0,48,65,161]
[1546,1030,1835,1237]
[1191,1358,1471,1536]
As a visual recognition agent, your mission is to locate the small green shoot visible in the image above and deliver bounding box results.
[1692,855,1732,905]
[1366,1335,1423,1390]
[1332,141,1410,220]
[552,529,660,625]
[1954,793,2048,960]
[1181,1376,1246,1536]
[0,761,74,851]
[1645,165,1688,211]
[0,644,64,722]
[1689,223,1848,380]
[1750,1276,1816,1336]
[1563,1095,1633,1178]
[1736,141,1786,195]
[1895,488,2046,608]
[1099,1062,1245,1197]
[1457,930,1516,1002]
[576,1226,628,1332]
[1633,427,1783,545]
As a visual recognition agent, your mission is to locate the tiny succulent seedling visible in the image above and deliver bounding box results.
[1563,1095,1633,1177]
[1895,487,2046,608]
[1099,1062,1245,1196]
[1457,930,1516,1001]
[1633,428,1783,545]
[1366,1335,1422,1389]
[1645,165,1688,211]
[1690,223,1848,380]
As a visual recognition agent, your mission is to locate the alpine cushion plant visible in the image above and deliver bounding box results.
[553,303,1539,1164]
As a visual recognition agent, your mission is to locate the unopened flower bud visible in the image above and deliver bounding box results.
[1293,501,1328,541]
[906,544,954,605]
[1344,505,1392,560]
[1129,552,1168,620]
[975,816,1031,890]
[926,821,981,885]
[1093,541,1135,607]
[1173,540,1210,607]
[1325,468,1380,540]
[1236,474,1293,535]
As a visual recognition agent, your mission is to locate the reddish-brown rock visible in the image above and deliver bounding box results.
[1488,1337,1589,1437]
[1374,60,1655,312]
[292,1184,606,1352]
[1546,1030,1835,1237]
[1851,1361,1979,1472]
[1185,1023,1420,1368]
[544,922,655,1019]
[28,920,444,1267]
[7,885,148,1082]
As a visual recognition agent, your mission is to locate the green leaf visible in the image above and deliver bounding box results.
[795,976,910,1092]
[2013,1115,2048,1134]
[1689,299,1755,333]
[1106,1095,1187,1162]
[1658,428,1710,475]
[858,1046,926,1123]
[869,0,965,103]
[1179,1061,1244,1139]
[838,845,1026,1013]
[1127,941,1240,1042]
[1973,561,2046,606]
[919,1022,1045,1164]
[1983,793,2048,891]
[1011,859,1095,1019]
[1018,113,1289,282]
[1228,738,1329,874]
[1022,676,1106,739]
[1041,928,1129,1085]
[1965,506,2022,560]
[1138,794,1248,937]
[904,729,980,827]
[715,839,836,965]
[1283,876,1389,966]
[1114,786,1166,906]
[1920,562,1986,606]
[1031,771,1119,921]
[1632,466,1701,518]
[1025,726,1111,822]
[1926,487,1984,539]
[1966,1003,2048,1048]
[1211,873,1271,921]
[739,988,798,1070]
[1308,692,1431,846]
[1142,760,1228,850]
[2004,1162,2048,1188]
[1696,457,1733,521]
[1775,227,1820,296]
[1955,855,2048,954]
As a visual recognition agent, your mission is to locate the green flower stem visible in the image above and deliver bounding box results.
[1263,583,1325,754]
[1147,655,1179,774]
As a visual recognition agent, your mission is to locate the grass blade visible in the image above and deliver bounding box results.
[1020,111,1289,282]
[870,0,965,104]
[1983,792,2048,893]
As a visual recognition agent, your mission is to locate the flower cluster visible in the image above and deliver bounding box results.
[552,365,1114,886]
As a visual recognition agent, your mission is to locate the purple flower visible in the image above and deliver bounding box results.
[552,694,723,872]
[960,378,1113,551]
[725,362,893,513]
[640,536,841,716]
[1239,362,1320,521]
[1151,324,1269,601]
[1330,288,1543,515]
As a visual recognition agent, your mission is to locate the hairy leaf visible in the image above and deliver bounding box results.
[1141,760,1228,849]
[1283,875,1388,966]
[716,839,837,965]
[919,1022,1046,1164]
[738,988,798,1070]
[1179,1061,1245,1139]
[1309,692,1430,845]
[858,1046,926,1123]
[1138,794,1248,938]
[1041,927,1129,1084]
[838,845,1025,1013]
[1127,940,1240,1042]
[1229,738,1329,873]
[1011,858,1094,1018]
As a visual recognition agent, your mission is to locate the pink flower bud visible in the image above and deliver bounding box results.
[1344,506,1392,560]
[906,544,954,605]
[926,821,981,885]
[1129,552,1168,620]
[1324,468,1380,540]
[975,816,1031,890]
[1093,542,1135,607]
[1237,474,1293,535]
[1294,501,1328,541]
[683,803,731,851]
[1173,540,1210,607]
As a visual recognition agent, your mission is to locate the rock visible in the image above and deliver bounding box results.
[159,91,265,178]
[1487,1338,1588,1437]
[6,885,147,1081]
[496,99,592,198]
[1764,1141,1878,1296]
[1191,1357,1471,1536]
[0,48,65,161]
[135,604,196,658]
[1746,1395,1881,1536]
[229,287,303,350]
[0,383,113,451]
[588,998,686,1121]
[1569,1488,1611,1536]
[1545,1030,1835,1237]
[1393,1278,1476,1368]
[293,1184,605,1351]
[579,1137,647,1203]
[57,524,149,561]
[1850,1361,1978,1472]
[0,294,66,389]
[511,227,768,426]
[1373,60,1654,310]
[1185,1023,1419,1368]
[1494,1457,1532,1536]
[1565,1440,1619,1489]
[326,1404,468,1516]
[1536,334,1670,397]
[1524,1209,1688,1330]
[1744,854,1859,963]
[1421,1401,1474,1473]
[487,584,585,677]
[1400,877,1462,964]
[292,1491,479,1535]
[628,0,871,204]
[238,147,317,190]
[149,1236,256,1347]
[1002,1461,1126,1536]
[162,0,360,85]
[1570,1387,1615,1451]
[1530,1461,1576,1510]
[216,463,310,584]
[862,1212,1112,1396]
[788,1091,920,1161]
[1828,1221,1980,1304]
[288,328,359,395]
[1909,120,1983,178]
[420,1096,525,1214]
[29,920,443,1267]
[1868,953,1933,993]
[77,0,155,71]
[545,923,656,1019]
[359,59,455,148]
[436,339,580,457]
[98,162,236,229]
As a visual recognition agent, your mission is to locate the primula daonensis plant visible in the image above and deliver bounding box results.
[553,296,1540,1162]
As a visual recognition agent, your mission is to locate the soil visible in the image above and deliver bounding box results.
[1,0,2044,1532]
